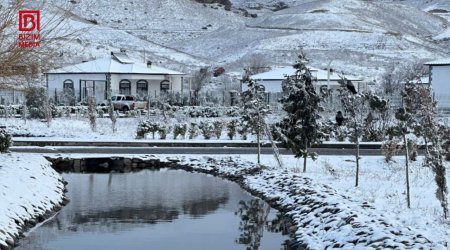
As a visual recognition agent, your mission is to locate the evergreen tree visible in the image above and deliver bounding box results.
[242,78,270,165]
[279,54,323,172]
[403,83,449,219]
[337,78,387,187]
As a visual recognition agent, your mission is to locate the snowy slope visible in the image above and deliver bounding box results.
[10,0,450,79]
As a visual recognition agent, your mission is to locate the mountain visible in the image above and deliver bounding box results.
[15,0,450,80]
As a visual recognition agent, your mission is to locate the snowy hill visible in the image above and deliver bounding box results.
[15,0,450,79]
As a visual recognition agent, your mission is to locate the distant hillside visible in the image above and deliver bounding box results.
[8,0,450,80]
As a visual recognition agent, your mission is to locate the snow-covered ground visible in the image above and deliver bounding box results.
[1,151,449,248]
[0,117,259,141]
[0,154,66,249]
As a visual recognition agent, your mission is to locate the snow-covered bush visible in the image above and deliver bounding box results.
[199,121,213,139]
[136,121,160,139]
[227,120,238,140]
[187,106,220,118]
[0,130,12,153]
[188,122,198,139]
[381,138,401,163]
[225,107,241,117]
[158,124,169,139]
[238,121,249,140]
[213,120,223,139]
[98,109,104,118]
[173,123,187,139]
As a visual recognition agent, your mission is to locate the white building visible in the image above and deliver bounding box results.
[425,58,450,109]
[45,52,185,105]
[246,66,364,92]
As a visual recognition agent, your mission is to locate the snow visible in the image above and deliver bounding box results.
[425,56,450,65]
[41,153,450,248]
[0,153,65,248]
[2,149,449,248]
[251,66,362,81]
[48,55,185,75]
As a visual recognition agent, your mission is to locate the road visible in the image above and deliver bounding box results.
[10,146,397,155]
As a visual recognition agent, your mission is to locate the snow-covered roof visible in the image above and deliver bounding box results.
[424,57,450,66]
[47,54,185,75]
[251,66,362,81]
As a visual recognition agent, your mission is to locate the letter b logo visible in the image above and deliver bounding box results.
[19,10,40,32]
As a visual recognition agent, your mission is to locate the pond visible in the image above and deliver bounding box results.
[16,169,293,250]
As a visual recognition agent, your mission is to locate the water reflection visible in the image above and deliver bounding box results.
[17,170,289,250]
[236,199,294,250]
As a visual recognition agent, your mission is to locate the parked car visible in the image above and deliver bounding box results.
[101,95,147,112]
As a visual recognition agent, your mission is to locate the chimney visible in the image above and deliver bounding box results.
[147,61,152,68]
[111,51,114,55]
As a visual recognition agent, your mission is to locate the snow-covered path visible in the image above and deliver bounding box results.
[0,154,66,249]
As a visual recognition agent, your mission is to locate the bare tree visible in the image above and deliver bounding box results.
[243,54,271,77]
[381,61,428,95]
[190,67,210,105]
[0,1,85,88]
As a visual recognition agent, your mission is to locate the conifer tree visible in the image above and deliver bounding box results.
[242,79,270,165]
[403,83,448,218]
[337,79,387,187]
[279,53,323,172]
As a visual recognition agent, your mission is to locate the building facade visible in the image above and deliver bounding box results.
[425,58,450,109]
[46,52,185,105]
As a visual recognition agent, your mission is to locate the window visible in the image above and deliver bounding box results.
[160,80,170,92]
[136,80,148,100]
[119,79,131,95]
[63,79,74,89]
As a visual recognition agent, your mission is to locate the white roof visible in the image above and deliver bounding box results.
[47,54,184,75]
[424,57,450,66]
[251,66,362,81]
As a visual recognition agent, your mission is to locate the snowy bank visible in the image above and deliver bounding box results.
[46,155,447,249]
[0,154,67,250]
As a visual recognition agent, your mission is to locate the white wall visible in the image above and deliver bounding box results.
[47,73,106,104]
[48,73,184,103]
[431,65,450,108]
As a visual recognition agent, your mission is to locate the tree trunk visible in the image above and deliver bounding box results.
[403,134,411,208]
[257,124,261,165]
[355,136,360,187]
[303,138,308,173]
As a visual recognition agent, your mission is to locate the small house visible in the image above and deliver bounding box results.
[45,52,185,105]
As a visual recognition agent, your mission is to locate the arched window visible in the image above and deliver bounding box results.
[160,80,170,92]
[136,80,148,100]
[63,79,74,89]
[119,79,131,95]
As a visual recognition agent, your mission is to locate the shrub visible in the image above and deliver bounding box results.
[188,122,198,139]
[227,120,238,140]
[174,123,187,139]
[158,124,169,139]
[199,121,213,139]
[238,121,249,140]
[225,107,241,117]
[187,106,220,118]
[136,121,160,139]
[0,130,12,153]
[213,120,223,139]
[98,109,104,118]
[381,139,401,163]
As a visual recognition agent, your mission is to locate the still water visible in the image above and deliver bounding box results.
[17,169,291,250]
